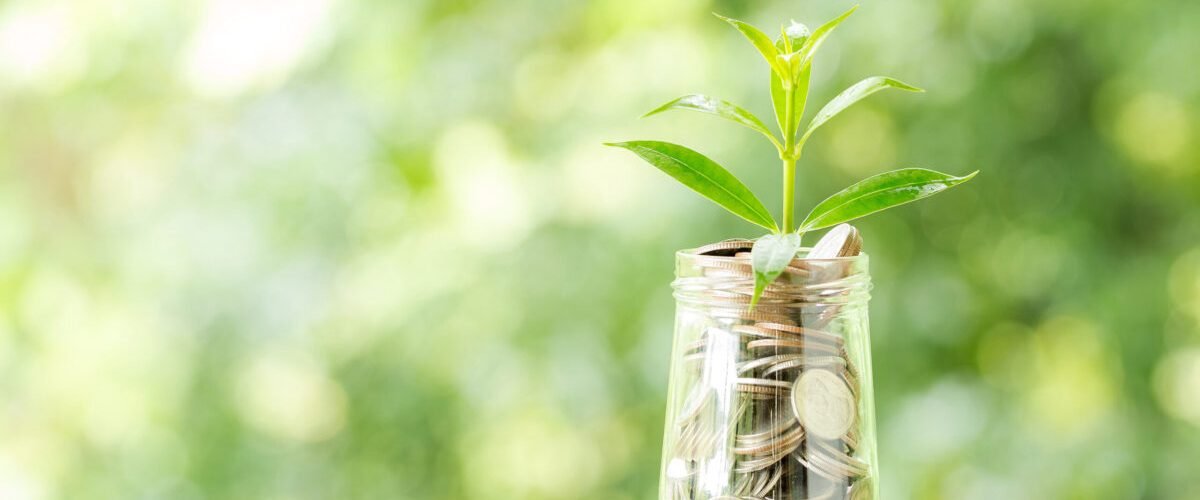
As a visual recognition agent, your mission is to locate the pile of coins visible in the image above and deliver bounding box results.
[665,225,874,500]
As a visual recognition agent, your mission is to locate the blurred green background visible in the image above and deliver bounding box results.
[1,0,1199,498]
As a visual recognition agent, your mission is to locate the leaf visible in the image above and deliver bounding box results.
[796,5,858,71]
[777,53,801,79]
[750,233,803,307]
[714,14,784,75]
[643,94,779,147]
[775,20,810,53]
[799,168,978,231]
[770,64,810,142]
[801,77,922,142]
[606,141,777,231]
[770,71,787,134]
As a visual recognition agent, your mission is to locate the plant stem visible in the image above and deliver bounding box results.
[781,83,797,233]
[782,156,796,232]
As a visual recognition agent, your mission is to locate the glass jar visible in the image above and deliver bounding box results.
[659,245,877,500]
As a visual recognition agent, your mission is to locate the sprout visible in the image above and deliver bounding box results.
[607,5,977,305]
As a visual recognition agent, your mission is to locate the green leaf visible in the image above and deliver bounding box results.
[796,5,858,71]
[643,94,780,148]
[750,233,803,307]
[802,77,922,143]
[775,20,810,53]
[799,168,978,232]
[770,64,810,142]
[714,14,784,76]
[770,71,787,134]
[606,141,777,231]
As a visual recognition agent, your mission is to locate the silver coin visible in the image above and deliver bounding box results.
[805,441,867,479]
[793,450,842,482]
[733,423,804,456]
[745,338,842,356]
[849,478,873,500]
[757,322,845,346]
[808,224,862,259]
[791,369,857,440]
[695,239,755,255]
[735,377,793,390]
[810,439,869,477]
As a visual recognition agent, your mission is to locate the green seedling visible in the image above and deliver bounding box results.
[607,5,977,305]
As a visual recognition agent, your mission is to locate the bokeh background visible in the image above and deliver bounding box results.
[1,0,1199,498]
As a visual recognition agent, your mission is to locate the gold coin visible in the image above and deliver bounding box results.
[791,369,856,440]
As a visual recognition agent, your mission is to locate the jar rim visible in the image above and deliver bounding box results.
[676,246,870,264]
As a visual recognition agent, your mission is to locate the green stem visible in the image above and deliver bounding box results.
[781,83,797,232]
[782,156,796,232]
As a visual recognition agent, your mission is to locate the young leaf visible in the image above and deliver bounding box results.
[799,168,978,231]
[770,65,811,142]
[775,20,810,53]
[714,14,785,76]
[801,77,922,142]
[796,5,858,71]
[777,53,801,79]
[643,94,780,148]
[770,71,787,134]
[606,141,777,231]
[750,233,803,307]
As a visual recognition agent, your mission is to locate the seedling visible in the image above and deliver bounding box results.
[607,5,976,305]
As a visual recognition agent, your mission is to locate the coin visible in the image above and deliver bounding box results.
[807,438,869,478]
[741,424,804,455]
[708,309,792,325]
[755,464,784,496]
[739,353,803,374]
[735,420,797,446]
[791,369,856,440]
[736,377,793,390]
[695,239,755,256]
[757,322,844,346]
[849,478,873,500]
[736,384,787,395]
[762,356,847,376]
[669,230,873,497]
[808,224,862,259]
[692,254,754,272]
[793,451,841,482]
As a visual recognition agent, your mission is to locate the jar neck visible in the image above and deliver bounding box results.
[672,248,871,311]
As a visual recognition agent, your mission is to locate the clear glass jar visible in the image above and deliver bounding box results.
[659,245,877,500]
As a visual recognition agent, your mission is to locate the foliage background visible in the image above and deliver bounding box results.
[1,0,1199,498]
